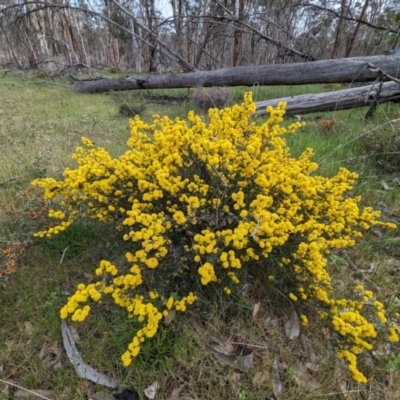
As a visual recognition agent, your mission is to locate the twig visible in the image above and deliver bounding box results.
[58,246,70,266]
[0,379,52,400]
[0,177,19,186]
[367,63,400,85]
[229,341,271,350]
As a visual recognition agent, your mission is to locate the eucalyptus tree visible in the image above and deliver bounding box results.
[0,0,396,71]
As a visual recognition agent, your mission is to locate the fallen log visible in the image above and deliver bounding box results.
[254,80,400,115]
[74,55,400,93]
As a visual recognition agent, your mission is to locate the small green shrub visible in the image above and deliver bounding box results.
[32,93,398,383]
[191,86,233,109]
[118,103,145,118]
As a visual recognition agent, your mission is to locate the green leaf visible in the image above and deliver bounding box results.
[387,33,398,45]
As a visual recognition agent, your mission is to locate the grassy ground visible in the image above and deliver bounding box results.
[1,69,400,400]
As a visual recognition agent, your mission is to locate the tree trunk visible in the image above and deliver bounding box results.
[232,0,245,67]
[331,0,346,58]
[255,81,400,115]
[74,55,400,93]
[345,0,370,58]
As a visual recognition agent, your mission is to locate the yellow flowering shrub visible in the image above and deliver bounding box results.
[32,93,398,382]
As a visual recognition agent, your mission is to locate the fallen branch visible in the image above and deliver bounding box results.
[73,55,400,93]
[61,321,117,388]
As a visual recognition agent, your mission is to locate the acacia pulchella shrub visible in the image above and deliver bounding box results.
[33,93,398,383]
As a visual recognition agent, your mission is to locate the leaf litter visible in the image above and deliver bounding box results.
[210,338,254,372]
[284,311,300,340]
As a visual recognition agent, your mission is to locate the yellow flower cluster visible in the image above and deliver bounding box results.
[33,93,397,380]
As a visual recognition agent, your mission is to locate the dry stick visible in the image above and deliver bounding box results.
[367,63,400,85]
[0,379,52,400]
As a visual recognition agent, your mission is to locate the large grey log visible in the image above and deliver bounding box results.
[74,56,400,93]
[255,81,400,115]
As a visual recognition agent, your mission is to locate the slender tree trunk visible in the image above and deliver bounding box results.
[345,0,370,58]
[331,0,346,58]
[0,25,21,68]
[24,1,50,65]
[233,0,245,67]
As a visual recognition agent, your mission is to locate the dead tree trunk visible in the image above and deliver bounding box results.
[74,55,400,93]
[255,81,400,115]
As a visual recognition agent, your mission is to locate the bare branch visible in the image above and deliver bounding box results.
[212,0,316,61]
[367,62,400,84]
[301,2,399,34]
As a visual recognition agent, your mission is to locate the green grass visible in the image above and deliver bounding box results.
[1,70,400,399]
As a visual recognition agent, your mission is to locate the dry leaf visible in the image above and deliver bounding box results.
[386,258,400,268]
[293,363,321,391]
[213,349,253,372]
[321,327,331,340]
[284,311,300,340]
[167,383,185,400]
[272,356,280,374]
[210,341,234,356]
[24,321,33,335]
[191,318,206,336]
[338,381,348,396]
[144,381,159,400]
[304,362,319,372]
[164,309,176,325]
[89,391,115,400]
[252,302,261,318]
[39,343,61,368]
[236,350,254,371]
[84,272,94,282]
[252,371,268,388]
[61,321,117,388]
[264,316,279,330]
[381,180,391,190]
[372,229,382,237]
[272,382,283,398]
[230,372,242,391]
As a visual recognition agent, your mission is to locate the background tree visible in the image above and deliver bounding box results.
[0,0,396,72]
